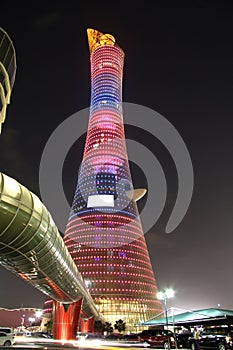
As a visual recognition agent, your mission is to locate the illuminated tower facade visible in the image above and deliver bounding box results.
[64,28,162,330]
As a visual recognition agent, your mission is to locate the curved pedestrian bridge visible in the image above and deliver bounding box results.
[0,172,102,320]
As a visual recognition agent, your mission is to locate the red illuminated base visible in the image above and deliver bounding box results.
[52,299,96,340]
[53,299,82,340]
[80,315,95,333]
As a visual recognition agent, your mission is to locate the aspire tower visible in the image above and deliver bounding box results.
[63,28,162,330]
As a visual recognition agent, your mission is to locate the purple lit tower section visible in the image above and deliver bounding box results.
[63,28,162,330]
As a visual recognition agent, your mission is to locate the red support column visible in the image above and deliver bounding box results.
[80,316,95,333]
[53,298,82,340]
[87,316,95,333]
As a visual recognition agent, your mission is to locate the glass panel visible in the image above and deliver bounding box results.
[1,195,20,208]
[31,192,43,216]
[0,205,15,232]
[7,57,15,87]
[19,185,33,208]
[0,217,27,245]
[3,50,12,71]
[2,174,21,199]
[0,36,9,62]
[34,236,57,258]
[19,203,32,215]
[11,213,39,250]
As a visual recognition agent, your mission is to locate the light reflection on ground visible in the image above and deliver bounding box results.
[13,336,150,349]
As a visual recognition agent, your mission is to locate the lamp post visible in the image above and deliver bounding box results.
[157,289,175,350]
[21,314,25,331]
[171,306,178,349]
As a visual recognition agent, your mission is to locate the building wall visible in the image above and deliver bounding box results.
[0,307,41,328]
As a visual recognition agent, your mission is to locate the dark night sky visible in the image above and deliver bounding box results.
[0,0,233,314]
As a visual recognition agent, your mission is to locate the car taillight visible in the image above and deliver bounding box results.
[170,336,175,345]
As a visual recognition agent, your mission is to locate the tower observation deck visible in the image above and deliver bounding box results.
[63,28,162,330]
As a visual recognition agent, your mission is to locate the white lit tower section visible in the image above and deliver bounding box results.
[63,28,162,330]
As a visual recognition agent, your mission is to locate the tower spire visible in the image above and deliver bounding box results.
[87,28,116,53]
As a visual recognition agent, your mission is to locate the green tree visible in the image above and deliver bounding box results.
[44,319,52,335]
[114,319,126,333]
[103,321,113,334]
[94,320,103,332]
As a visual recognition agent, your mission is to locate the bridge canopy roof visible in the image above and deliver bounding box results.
[141,308,233,327]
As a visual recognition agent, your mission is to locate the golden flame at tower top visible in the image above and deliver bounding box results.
[87,28,116,53]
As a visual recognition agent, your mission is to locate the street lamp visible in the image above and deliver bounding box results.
[35,310,43,318]
[21,314,25,331]
[157,289,175,350]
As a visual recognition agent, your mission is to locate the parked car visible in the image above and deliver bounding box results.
[0,331,15,346]
[189,326,233,350]
[0,327,14,336]
[32,331,52,338]
[105,332,124,340]
[123,333,141,341]
[175,332,193,348]
[84,333,103,340]
[139,329,175,348]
